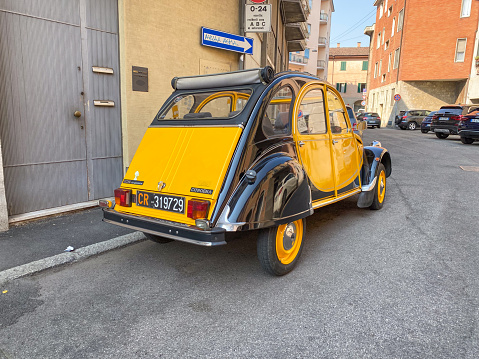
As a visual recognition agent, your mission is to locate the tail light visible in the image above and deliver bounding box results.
[187,200,210,220]
[352,122,357,130]
[402,115,407,119]
[377,117,381,120]
[451,115,464,121]
[114,188,132,207]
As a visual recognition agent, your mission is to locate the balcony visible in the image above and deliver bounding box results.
[320,13,328,24]
[289,53,309,65]
[287,39,307,52]
[318,37,327,47]
[317,60,326,69]
[285,22,309,41]
[281,0,310,24]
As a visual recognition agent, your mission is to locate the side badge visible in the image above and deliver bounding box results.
[158,181,166,192]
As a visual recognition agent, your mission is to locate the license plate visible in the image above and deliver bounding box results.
[439,117,449,121]
[471,118,479,123]
[136,191,185,214]
[435,129,450,133]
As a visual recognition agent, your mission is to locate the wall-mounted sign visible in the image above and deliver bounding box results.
[394,94,401,101]
[250,0,267,3]
[245,4,271,33]
[201,27,253,54]
[132,66,148,92]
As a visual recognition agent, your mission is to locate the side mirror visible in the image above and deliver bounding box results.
[357,121,367,131]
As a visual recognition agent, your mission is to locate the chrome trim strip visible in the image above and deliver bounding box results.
[216,205,246,231]
[103,219,224,246]
[361,177,377,192]
[312,189,361,209]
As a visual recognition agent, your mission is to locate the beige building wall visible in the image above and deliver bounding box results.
[119,0,240,166]
[328,57,368,108]
[317,0,334,80]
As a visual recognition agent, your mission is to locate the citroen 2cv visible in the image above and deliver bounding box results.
[102,67,392,275]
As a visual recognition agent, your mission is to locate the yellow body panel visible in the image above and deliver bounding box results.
[115,126,242,225]
[293,82,363,201]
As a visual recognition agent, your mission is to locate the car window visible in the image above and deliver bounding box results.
[158,89,252,120]
[327,90,349,134]
[437,107,463,115]
[297,88,327,134]
[200,96,231,117]
[262,86,293,137]
[346,107,357,125]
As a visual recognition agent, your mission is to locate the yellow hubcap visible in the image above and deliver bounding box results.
[275,219,303,265]
[378,170,386,203]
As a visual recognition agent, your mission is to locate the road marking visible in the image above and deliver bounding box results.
[460,166,479,172]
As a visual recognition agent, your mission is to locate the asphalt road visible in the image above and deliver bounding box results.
[1,128,478,358]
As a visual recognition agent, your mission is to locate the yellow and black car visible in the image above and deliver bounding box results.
[102,67,392,276]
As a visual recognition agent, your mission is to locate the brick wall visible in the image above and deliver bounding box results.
[400,0,479,81]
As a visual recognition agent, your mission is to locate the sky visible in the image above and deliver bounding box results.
[329,0,377,48]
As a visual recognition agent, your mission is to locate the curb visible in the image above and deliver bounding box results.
[0,232,145,286]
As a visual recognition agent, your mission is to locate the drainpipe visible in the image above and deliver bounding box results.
[239,0,245,70]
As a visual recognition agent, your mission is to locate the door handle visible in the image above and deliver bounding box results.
[74,111,82,118]
[298,141,305,147]
[332,140,339,144]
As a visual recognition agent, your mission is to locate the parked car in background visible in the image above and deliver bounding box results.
[346,105,366,137]
[395,110,406,126]
[357,112,381,128]
[420,111,438,133]
[101,67,392,276]
[398,109,431,130]
[431,104,479,139]
[458,110,479,144]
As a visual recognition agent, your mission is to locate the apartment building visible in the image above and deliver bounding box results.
[0,0,310,229]
[365,0,479,126]
[328,43,369,111]
[288,0,334,79]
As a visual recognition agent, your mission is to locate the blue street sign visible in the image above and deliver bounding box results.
[201,27,253,55]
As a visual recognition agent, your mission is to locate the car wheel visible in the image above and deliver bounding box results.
[370,163,386,210]
[143,232,173,243]
[460,137,474,144]
[408,122,417,130]
[435,132,449,139]
[421,129,428,133]
[377,124,381,128]
[257,218,305,276]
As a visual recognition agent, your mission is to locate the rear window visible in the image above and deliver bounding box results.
[364,112,379,116]
[158,89,252,120]
[437,107,463,115]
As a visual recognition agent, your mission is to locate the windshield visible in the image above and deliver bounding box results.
[364,113,379,117]
[157,89,252,120]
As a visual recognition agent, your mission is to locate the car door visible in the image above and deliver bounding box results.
[294,83,335,202]
[326,88,361,196]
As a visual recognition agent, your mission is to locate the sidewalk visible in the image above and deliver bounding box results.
[0,207,145,284]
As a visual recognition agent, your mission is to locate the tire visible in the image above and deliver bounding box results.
[460,137,474,144]
[408,122,417,130]
[143,232,173,243]
[257,218,305,276]
[421,129,428,133]
[435,132,449,139]
[377,124,381,128]
[370,163,386,210]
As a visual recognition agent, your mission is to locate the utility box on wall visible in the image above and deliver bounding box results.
[132,66,148,92]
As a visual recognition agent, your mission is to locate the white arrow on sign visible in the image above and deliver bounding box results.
[203,33,252,52]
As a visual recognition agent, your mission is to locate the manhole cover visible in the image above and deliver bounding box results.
[460,166,479,172]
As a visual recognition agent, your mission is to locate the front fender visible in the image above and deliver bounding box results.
[216,154,312,231]
[357,146,392,208]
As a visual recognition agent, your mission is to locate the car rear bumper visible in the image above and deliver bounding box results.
[103,208,227,246]
[459,130,479,139]
[431,126,459,135]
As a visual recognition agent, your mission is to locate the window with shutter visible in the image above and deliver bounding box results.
[340,62,346,71]
[455,39,467,62]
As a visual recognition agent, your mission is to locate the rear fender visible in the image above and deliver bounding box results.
[357,146,391,208]
[216,154,312,231]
